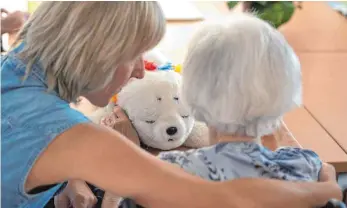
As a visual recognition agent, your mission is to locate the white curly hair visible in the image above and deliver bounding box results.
[181,13,302,139]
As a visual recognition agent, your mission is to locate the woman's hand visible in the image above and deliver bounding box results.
[54,180,97,208]
[319,163,338,182]
[100,106,140,146]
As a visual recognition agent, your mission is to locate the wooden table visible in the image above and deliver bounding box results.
[280,2,347,173]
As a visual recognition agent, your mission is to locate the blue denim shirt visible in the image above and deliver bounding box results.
[1,43,90,207]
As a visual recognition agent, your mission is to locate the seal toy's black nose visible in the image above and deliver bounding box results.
[166,127,178,136]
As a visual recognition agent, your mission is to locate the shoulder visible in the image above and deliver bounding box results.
[263,147,322,181]
[158,147,226,181]
[2,43,90,155]
[158,149,196,166]
[2,49,90,134]
[158,146,215,164]
[1,59,90,142]
[158,149,204,171]
[274,147,322,167]
[1,50,90,204]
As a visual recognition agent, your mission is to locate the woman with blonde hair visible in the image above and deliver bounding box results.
[1,2,342,208]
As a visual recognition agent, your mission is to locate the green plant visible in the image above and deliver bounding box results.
[227,1,296,28]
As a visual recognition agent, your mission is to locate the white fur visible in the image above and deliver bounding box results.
[117,70,195,150]
[143,48,171,65]
[182,13,302,138]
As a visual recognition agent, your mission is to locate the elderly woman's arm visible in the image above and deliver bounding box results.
[26,122,342,208]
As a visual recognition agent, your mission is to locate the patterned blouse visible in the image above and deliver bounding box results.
[158,142,322,182]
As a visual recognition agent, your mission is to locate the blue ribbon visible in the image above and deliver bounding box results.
[157,62,174,71]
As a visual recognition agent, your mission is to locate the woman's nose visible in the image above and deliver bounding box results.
[131,57,145,79]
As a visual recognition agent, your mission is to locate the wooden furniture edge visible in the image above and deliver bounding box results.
[284,107,347,173]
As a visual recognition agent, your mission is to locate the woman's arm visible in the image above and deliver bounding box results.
[26,122,218,207]
[25,122,343,208]
[220,177,342,208]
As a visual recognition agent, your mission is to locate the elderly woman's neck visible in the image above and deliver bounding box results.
[217,134,260,143]
[209,127,261,144]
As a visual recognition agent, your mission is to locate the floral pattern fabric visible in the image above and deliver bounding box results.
[158,142,322,182]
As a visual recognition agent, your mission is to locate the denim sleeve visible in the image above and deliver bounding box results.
[1,55,90,206]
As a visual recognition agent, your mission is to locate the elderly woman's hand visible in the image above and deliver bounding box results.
[319,163,338,182]
[319,163,343,202]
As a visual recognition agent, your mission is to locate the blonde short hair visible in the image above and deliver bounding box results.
[15,1,165,102]
[182,13,301,138]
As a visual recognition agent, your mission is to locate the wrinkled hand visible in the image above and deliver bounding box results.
[1,10,29,34]
[319,163,343,203]
[100,106,140,146]
[319,163,337,182]
[54,180,97,208]
[101,191,122,208]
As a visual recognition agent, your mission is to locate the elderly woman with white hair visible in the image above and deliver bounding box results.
[157,12,316,179]
[154,12,344,207]
[0,2,342,208]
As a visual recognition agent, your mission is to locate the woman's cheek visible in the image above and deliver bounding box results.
[111,68,133,92]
